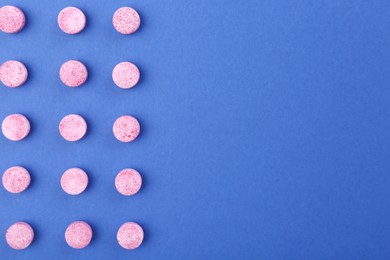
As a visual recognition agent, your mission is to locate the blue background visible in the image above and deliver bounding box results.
[1,0,390,259]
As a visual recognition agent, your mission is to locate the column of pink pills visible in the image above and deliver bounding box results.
[0,5,145,251]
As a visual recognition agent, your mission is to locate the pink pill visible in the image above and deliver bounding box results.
[113,7,141,35]
[6,222,34,250]
[0,6,25,34]
[60,60,88,87]
[2,114,30,141]
[58,7,86,34]
[0,60,28,88]
[59,114,87,142]
[113,115,140,143]
[117,222,144,250]
[112,62,140,89]
[115,168,142,196]
[61,168,88,195]
[65,221,93,249]
[2,166,30,193]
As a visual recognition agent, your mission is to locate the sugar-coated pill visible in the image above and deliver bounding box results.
[112,62,140,89]
[0,60,28,88]
[2,114,30,141]
[60,60,88,87]
[0,6,25,34]
[58,7,86,35]
[61,168,88,195]
[117,222,144,250]
[113,7,141,35]
[115,168,142,196]
[113,115,140,143]
[65,221,93,249]
[2,166,30,193]
[6,222,34,250]
[59,114,87,142]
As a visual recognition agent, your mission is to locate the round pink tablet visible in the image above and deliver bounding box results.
[2,166,30,193]
[58,7,86,34]
[113,115,140,143]
[60,60,88,87]
[6,222,34,250]
[115,168,142,196]
[65,221,92,249]
[2,114,30,141]
[0,6,25,34]
[113,7,141,35]
[0,60,28,87]
[112,62,140,89]
[59,114,87,142]
[117,222,144,250]
[61,168,88,195]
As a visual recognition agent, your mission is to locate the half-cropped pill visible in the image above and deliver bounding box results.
[61,168,88,195]
[117,222,144,250]
[2,114,30,141]
[112,62,140,89]
[113,115,140,142]
[59,114,87,142]
[115,168,142,196]
[58,7,86,34]
[2,166,30,193]
[0,60,28,87]
[6,222,34,250]
[65,221,93,249]
[113,7,141,35]
[60,60,88,87]
[0,6,25,33]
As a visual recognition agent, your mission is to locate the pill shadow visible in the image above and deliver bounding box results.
[25,166,36,191]
[136,9,146,34]
[20,8,32,33]
[134,116,146,141]
[81,114,93,141]
[138,221,150,246]
[88,221,99,245]
[81,9,91,33]
[26,114,36,138]
[81,166,94,192]
[136,167,149,192]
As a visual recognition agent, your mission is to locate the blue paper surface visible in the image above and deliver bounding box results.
[1,0,390,259]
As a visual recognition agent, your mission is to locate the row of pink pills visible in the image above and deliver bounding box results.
[5,221,144,250]
[0,6,140,35]
[2,166,142,196]
[0,60,140,89]
[1,114,140,142]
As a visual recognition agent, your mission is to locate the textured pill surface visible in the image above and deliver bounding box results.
[60,60,88,87]
[65,221,93,249]
[115,168,142,196]
[2,114,30,141]
[0,60,28,87]
[0,6,25,33]
[117,222,144,250]
[61,168,88,195]
[59,114,87,142]
[6,222,34,250]
[2,166,30,193]
[58,7,86,34]
[112,62,140,89]
[113,115,140,142]
[113,7,141,35]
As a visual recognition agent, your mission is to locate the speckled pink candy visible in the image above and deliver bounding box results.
[6,222,34,250]
[112,62,140,89]
[2,166,30,193]
[117,222,144,250]
[59,114,87,142]
[0,60,28,88]
[58,7,86,34]
[0,6,25,34]
[113,115,140,143]
[60,60,88,87]
[61,168,88,195]
[2,114,30,141]
[115,169,142,196]
[65,221,93,249]
[113,7,140,35]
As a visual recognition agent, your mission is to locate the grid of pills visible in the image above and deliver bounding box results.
[0,5,145,250]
